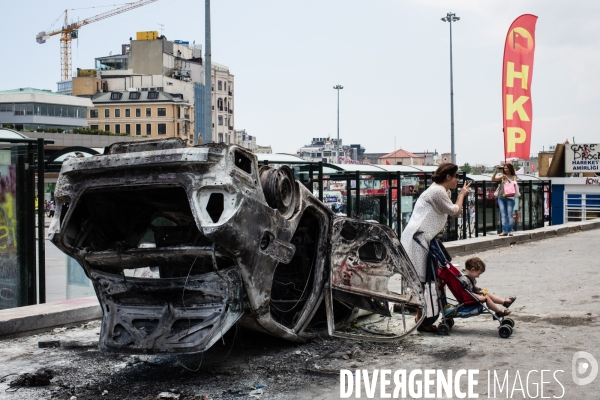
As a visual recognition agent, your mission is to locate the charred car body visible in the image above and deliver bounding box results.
[49,139,425,354]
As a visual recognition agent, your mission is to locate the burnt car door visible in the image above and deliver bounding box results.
[325,217,425,341]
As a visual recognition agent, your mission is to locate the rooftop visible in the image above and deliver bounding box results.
[380,149,421,159]
[92,91,187,104]
[0,88,70,97]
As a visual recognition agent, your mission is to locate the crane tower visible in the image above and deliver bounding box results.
[36,0,158,81]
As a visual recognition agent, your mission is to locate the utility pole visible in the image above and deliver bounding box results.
[202,0,212,145]
[441,12,460,164]
[333,84,343,163]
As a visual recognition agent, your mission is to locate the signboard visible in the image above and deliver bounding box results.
[399,197,413,213]
[0,150,10,166]
[565,143,600,173]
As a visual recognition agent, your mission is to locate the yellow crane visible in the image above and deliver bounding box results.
[36,0,158,81]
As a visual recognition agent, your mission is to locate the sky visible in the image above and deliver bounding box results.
[3,0,600,165]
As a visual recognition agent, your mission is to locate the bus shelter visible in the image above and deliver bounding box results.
[0,129,53,309]
[257,154,552,242]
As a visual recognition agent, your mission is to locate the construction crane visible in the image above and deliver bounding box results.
[36,0,158,81]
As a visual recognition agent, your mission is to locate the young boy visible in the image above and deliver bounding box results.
[459,257,516,317]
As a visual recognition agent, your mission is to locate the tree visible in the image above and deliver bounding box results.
[460,163,472,174]
[470,164,488,175]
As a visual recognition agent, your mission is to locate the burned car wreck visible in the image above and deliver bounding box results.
[49,139,425,354]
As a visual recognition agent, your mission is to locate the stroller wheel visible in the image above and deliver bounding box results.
[499,325,513,338]
[437,323,450,336]
[501,318,515,328]
[447,319,454,329]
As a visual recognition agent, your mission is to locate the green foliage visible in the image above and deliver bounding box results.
[459,163,472,174]
[470,164,489,175]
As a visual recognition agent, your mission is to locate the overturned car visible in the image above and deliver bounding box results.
[49,139,425,354]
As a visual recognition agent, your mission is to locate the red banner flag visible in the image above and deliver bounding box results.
[502,14,538,160]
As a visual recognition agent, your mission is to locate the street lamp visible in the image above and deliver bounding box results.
[333,84,343,163]
[441,12,459,165]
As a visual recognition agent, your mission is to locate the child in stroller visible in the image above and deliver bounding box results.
[457,257,516,318]
[427,240,517,338]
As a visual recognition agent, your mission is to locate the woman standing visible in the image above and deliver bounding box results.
[492,164,517,236]
[400,163,471,332]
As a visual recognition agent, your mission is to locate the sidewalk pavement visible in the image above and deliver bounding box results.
[2,219,599,340]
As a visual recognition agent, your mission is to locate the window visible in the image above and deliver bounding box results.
[146,123,151,135]
[115,124,121,134]
[135,108,141,117]
[146,108,151,117]
[90,125,99,130]
[0,104,12,112]
[156,86,164,91]
[135,123,141,136]
[157,108,166,117]
[129,92,141,100]
[218,81,222,90]
[125,109,130,117]
[218,133,223,143]
[90,109,99,118]
[218,116,223,125]
[125,124,131,134]
[14,104,33,115]
[104,109,110,118]
[157,123,167,135]
[223,82,226,91]
[148,91,159,100]
[110,92,123,100]
[115,109,121,118]
[104,124,110,132]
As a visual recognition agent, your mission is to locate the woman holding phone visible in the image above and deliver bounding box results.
[400,163,471,332]
[492,164,518,236]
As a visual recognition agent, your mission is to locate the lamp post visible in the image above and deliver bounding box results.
[441,12,459,164]
[333,84,343,163]
[201,0,212,146]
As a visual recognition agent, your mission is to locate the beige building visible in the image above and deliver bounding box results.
[211,62,234,143]
[71,35,235,144]
[88,90,193,139]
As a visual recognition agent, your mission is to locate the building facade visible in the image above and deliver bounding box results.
[71,34,234,144]
[0,88,92,133]
[89,90,193,139]
[378,149,424,166]
[211,62,234,144]
[297,137,347,163]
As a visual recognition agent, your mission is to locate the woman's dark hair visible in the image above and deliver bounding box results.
[432,163,458,184]
[504,163,516,175]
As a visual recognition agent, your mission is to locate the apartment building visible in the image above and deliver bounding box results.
[297,137,347,163]
[72,34,234,144]
[211,62,234,144]
[89,90,192,139]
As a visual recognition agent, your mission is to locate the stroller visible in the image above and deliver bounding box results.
[427,239,515,338]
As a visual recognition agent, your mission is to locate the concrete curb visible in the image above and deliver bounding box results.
[445,220,600,256]
[0,297,101,339]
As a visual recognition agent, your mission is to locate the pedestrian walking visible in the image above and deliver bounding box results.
[400,163,471,332]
